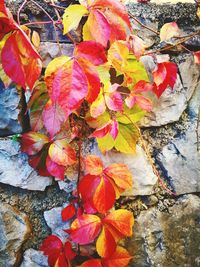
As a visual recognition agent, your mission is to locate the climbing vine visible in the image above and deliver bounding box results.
[0,0,199,266]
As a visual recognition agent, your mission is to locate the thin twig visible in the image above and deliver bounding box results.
[128,12,159,35]
[22,20,61,26]
[30,0,62,54]
[122,112,176,196]
[49,3,66,10]
[17,0,28,25]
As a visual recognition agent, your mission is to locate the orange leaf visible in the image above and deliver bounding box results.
[96,226,116,258]
[84,155,103,175]
[103,209,134,237]
[104,164,132,192]
[49,140,76,167]
[78,259,102,267]
[102,246,132,267]
[69,214,102,245]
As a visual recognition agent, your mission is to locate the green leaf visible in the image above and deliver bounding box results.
[114,123,139,154]
[63,5,88,34]
[116,106,146,124]
[97,134,115,153]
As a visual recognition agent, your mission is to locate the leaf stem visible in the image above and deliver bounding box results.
[30,0,62,55]
[17,0,28,25]
[128,12,159,35]
[123,113,176,196]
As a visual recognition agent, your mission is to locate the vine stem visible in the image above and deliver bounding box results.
[122,113,176,196]
[17,0,28,25]
[128,12,159,35]
[30,0,62,55]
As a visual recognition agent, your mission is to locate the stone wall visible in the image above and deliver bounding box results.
[0,1,199,267]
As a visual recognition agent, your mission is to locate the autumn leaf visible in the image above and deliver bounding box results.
[125,94,153,112]
[84,155,103,175]
[63,4,88,34]
[78,246,132,267]
[21,132,49,156]
[129,35,145,59]
[62,203,76,221]
[160,22,180,42]
[68,214,102,245]
[1,29,42,89]
[74,41,107,66]
[153,61,177,98]
[46,156,65,180]
[79,157,132,213]
[41,236,76,267]
[48,140,76,167]
[193,51,200,65]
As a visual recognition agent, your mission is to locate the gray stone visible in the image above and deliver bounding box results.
[39,42,74,68]
[140,55,200,127]
[0,202,31,267]
[90,143,158,196]
[44,204,71,242]
[0,84,24,137]
[0,138,52,190]
[20,249,48,267]
[155,84,200,195]
[126,194,200,267]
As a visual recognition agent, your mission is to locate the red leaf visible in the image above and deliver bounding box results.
[69,214,102,245]
[1,30,42,89]
[29,149,50,177]
[105,92,123,112]
[78,59,101,103]
[193,51,200,65]
[40,235,63,267]
[75,41,107,66]
[45,56,88,118]
[55,253,69,267]
[78,259,102,267]
[90,122,112,138]
[85,10,110,47]
[21,132,49,156]
[125,94,153,112]
[133,80,153,93]
[64,241,77,261]
[46,156,65,180]
[42,101,66,138]
[153,62,177,98]
[109,119,119,140]
[61,203,76,221]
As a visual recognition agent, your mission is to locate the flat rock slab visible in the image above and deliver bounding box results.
[20,249,48,267]
[126,194,200,267]
[156,86,200,195]
[0,138,52,191]
[0,83,24,137]
[44,204,71,241]
[90,143,158,196]
[0,202,31,267]
[140,55,200,127]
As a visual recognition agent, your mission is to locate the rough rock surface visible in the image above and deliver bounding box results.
[0,138,52,191]
[126,194,200,267]
[39,42,74,68]
[141,55,200,127]
[20,249,48,267]
[0,202,31,267]
[90,142,158,196]
[44,204,71,241]
[0,83,24,137]
[156,80,200,195]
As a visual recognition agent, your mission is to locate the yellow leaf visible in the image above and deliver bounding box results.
[32,31,40,49]
[45,56,71,78]
[82,20,93,41]
[160,22,180,42]
[63,4,88,34]
[97,134,115,153]
[114,123,139,154]
[0,63,11,88]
